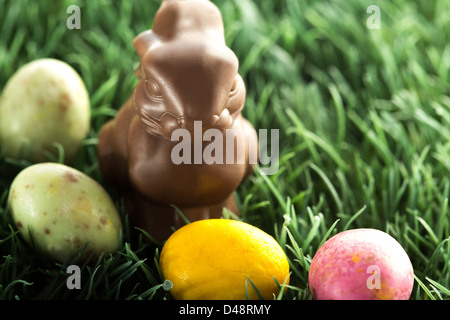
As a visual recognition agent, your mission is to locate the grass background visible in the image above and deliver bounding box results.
[0,0,449,300]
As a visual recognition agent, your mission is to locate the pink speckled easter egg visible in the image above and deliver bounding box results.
[309,228,414,300]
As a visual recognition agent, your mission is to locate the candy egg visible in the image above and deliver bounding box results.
[308,228,414,300]
[8,163,122,262]
[160,219,290,300]
[0,58,90,162]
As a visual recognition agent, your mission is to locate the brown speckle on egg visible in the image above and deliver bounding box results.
[59,93,71,113]
[100,216,107,225]
[65,171,79,182]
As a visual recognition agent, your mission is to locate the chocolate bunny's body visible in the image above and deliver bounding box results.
[97,0,258,242]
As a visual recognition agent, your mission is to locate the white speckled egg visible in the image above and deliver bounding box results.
[0,58,90,162]
[8,163,122,262]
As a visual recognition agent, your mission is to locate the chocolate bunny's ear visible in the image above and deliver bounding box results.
[133,30,159,59]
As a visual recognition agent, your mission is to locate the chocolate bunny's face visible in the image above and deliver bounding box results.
[132,0,246,139]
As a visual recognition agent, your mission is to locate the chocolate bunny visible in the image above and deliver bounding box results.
[97,0,258,242]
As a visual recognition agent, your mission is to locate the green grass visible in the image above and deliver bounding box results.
[0,0,449,300]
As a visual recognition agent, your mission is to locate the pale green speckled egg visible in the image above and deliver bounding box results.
[8,163,122,262]
[0,58,90,162]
